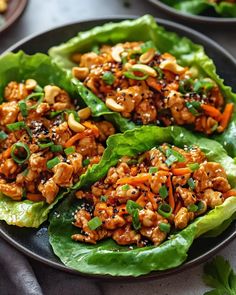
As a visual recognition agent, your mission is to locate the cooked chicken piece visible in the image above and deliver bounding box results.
[134,99,157,124]
[174,207,194,229]
[53,122,72,146]
[95,121,115,141]
[113,225,141,245]
[150,173,168,194]
[52,162,73,187]
[0,182,22,201]
[172,174,191,187]
[140,225,167,246]
[0,101,19,125]
[202,188,223,208]
[76,136,102,157]
[0,159,18,178]
[67,153,83,174]
[148,148,168,170]
[139,209,164,227]
[176,187,196,207]
[53,89,74,111]
[38,178,59,204]
[115,184,140,203]
[4,81,29,101]
[29,152,51,173]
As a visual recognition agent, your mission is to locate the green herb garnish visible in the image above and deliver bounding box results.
[102,71,115,85]
[11,142,30,164]
[88,217,102,230]
[159,222,171,233]
[158,203,172,218]
[159,185,168,199]
[46,157,60,169]
[64,146,75,156]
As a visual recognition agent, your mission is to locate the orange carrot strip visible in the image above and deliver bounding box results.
[136,195,147,207]
[147,191,157,210]
[117,174,151,185]
[157,170,171,176]
[64,129,93,148]
[172,167,191,176]
[27,193,45,202]
[146,77,162,92]
[82,121,100,138]
[201,104,222,121]
[223,189,236,199]
[219,103,234,131]
[167,175,175,210]
[2,146,12,159]
[173,201,182,215]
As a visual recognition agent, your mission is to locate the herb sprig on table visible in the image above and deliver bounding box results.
[203,256,236,295]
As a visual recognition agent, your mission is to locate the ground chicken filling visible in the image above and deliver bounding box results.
[72,144,236,247]
[71,41,233,135]
[0,80,115,204]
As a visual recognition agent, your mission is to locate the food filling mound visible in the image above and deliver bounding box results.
[71,41,233,135]
[0,80,115,203]
[72,144,236,246]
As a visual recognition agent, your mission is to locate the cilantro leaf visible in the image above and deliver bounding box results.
[203,256,236,295]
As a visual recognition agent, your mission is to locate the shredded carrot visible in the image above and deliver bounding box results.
[167,175,175,210]
[147,191,157,210]
[223,189,236,199]
[27,193,45,202]
[157,170,171,176]
[82,121,100,138]
[172,167,191,176]
[2,146,12,159]
[219,103,234,132]
[173,201,182,215]
[64,129,93,148]
[201,104,222,121]
[136,195,147,207]
[146,77,162,92]
[117,174,151,185]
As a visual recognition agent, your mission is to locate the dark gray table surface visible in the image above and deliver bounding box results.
[0,1,236,294]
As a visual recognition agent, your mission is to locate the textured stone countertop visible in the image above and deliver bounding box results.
[0,1,236,294]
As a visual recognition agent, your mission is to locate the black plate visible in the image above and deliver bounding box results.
[148,0,236,25]
[1,16,236,280]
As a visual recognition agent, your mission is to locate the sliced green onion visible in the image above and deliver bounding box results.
[166,148,186,163]
[153,66,163,79]
[64,146,75,156]
[149,167,158,174]
[91,45,100,54]
[178,78,194,94]
[22,188,27,199]
[38,141,54,149]
[132,209,141,230]
[18,101,28,117]
[165,154,178,167]
[102,71,115,85]
[50,144,63,152]
[211,123,218,132]
[0,131,8,140]
[7,121,26,132]
[197,201,206,212]
[187,163,200,171]
[66,110,80,123]
[140,41,157,53]
[188,204,198,212]
[193,80,214,93]
[124,70,148,81]
[88,216,102,230]
[127,159,138,165]
[159,222,171,233]
[49,110,64,119]
[11,142,30,164]
[159,185,168,199]
[22,168,29,176]
[158,203,172,218]
[46,157,60,169]
[25,92,44,110]
[126,200,142,230]
[100,195,107,202]
[186,101,201,116]
[34,85,43,93]
[121,184,130,191]
[82,158,90,167]
[126,200,142,212]
[188,178,195,190]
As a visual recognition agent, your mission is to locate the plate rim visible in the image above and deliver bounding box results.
[1,15,236,280]
[147,0,236,24]
[0,0,28,34]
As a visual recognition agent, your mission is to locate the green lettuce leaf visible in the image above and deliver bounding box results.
[49,126,236,276]
[49,15,236,157]
[160,0,236,17]
[0,51,83,227]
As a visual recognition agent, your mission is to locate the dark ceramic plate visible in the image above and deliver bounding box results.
[148,0,236,25]
[0,0,28,33]
[0,17,236,280]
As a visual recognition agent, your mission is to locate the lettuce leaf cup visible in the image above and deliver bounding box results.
[48,126,236,276]
[49,15,236,157]
[159,0,236,18]
[0,51,115,227]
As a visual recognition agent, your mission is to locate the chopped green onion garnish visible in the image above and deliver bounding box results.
[49,110,64,119]
[22,188,27,199]
[126,200,142,212]
[126,200,142,230]
[34,85,43,93]
[18,101,28,117]
[178,78,194,94]
[22,168,29,176]
[193,80,214,93]
[50,144,63,152]
[82,158,90,167]
[88,216,102,230]
[158,203,172,218]
[102,71,115,85]
[159,185,168,199]
[166,148,186,163]
[100,195,107,202]
[11,142,30,164]
[121,184,130,191]
[0,131,8,140]
[197,201,206,212]
[91,45,100,54]
[7,121,26,132]
[132,209,141,230]
[211,123,218,132]
[186,101,201,116]
[187,163,200,171]
[159,222,171,233]
[188,204,198,212]
[46,157,60,169]
[165,154,178,167]
[64,146,75,156]
[124,70,148,81]
[38,141,54,149]
[140,41,157,53]
[127,159,138,165]
[153,66,163,79]
[25,92,44,110]
[66,110,80,122]
[188,178,195,190]
[149,167,158,174]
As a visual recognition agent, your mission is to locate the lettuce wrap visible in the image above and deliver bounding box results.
[160,0,236,18]
[49,15,236,156]
[48,126,236,276]
[0,51,83,227]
